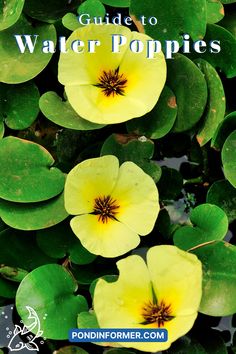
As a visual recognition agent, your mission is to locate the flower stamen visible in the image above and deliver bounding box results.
[141,300,174,327]
[95,67,128,97]
[93,195,120,223]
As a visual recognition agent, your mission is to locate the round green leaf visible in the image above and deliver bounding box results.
[37,221,96,265]
[16,264,88,339]
[0,15,56,83]
[78,0,106,21]
[130,0,206,44]
[194,59,226,146]
[0,137,65,202]
[0,228,54,270]
[39,92,104,131]
[62,13,80,31]
[191,241,236,316]
[0,193,68,230]
[222,130,236,188]
[126,86,177,139]
[23,0,81,23]
[100,0,130,7]
[77,311,99,329]
[167,54,207,132]
[207,180,236,223]
[101,134,162,182]
[206,0,224,24]
[174,204,228,251]
[0,0,24,31]
[0,81,39,130]
[212,111,236,150]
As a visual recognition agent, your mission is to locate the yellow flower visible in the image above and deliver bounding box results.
[93,245,202,352]
[64,155,159,257]
[58,24,166,124]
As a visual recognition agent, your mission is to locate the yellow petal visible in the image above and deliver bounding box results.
[94,255,153,326]
[112,161,159,235]
[58,24,132,86]
[64,155,119,215]
[70,214,140,257]
[147,245,202,316]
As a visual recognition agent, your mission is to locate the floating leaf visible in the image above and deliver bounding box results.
[101,134,162,182]
[16,264,88,339]
[191,241,236,316]
[0,137,65,202]
[0,15,56,83]
[130,0,206,44]
[222,130,236,188]
[54,347,89,354]
[218,11,236,38]
[37,221,97,265]
[39,92,104,130]
[78,0,106,21]
[126,86,177,139]
[194,59,225,146]
[77,311,99,328]
[206,0,224,24]
[212,111,236,150]
[221,0,236,3]
[0,0,24,31]
[23,0,81,23]
[62,13,80,31]
[174,204,228,251]
[167,54,207,132]
[0,81,39,130]
[100,0,130,7]
[207,180,236,223]
[157,167,183,200]
[0,193,68,230]
[0,228,54,270]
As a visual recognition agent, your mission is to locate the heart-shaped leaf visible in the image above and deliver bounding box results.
[222,130,236,188]
[167,54,207,132]
[39,92,104,131]
[0,137,65,202]
[16,264,88,339]
[194,59,226,146]
[126,86,177,139]
[101,134,161,182]
[0,193,68,230]
[191,241,236,316]
[174,204,228,251]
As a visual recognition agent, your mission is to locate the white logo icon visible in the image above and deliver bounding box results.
[8,306,43,352]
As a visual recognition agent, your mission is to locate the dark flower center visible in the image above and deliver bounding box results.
[95,67,127,97]
[93,195,120,223]
[141,300,174,327]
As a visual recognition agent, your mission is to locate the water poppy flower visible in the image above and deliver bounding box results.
[58,24,166,124]
[93,245,202,352]
[64,155,159,257]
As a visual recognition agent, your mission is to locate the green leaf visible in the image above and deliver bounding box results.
[197,24,236,78]
[16,264,88,339]
[54,347,89,354]
[206,0,224,24]
[101,134,162,182]
[0,15,56,83]
[218,11,236,38]
[222,130,236,188]
[194,59,225,146]
[100,0,130,7]
[126,86,177,139]
[78,0,106,21]
[0,136,65,202]
[221,0,236,3]
[0,121,4,139]
[0,193,68,230]
[191,241,236,316]
[130,0,206,43]
[157,167,183,200]
[212,111,236,150]
[167,54,207,132]
[0,81,39,130]
[0,0,24,31]
[207,180,236,223]
[0,265,28,282]
[39,92,105,130]
[37,221,97,265]
[174,204,228,251]
[166,336,207,354]
[73,262,116,285]
[62,13,80,31]
[0,228,55,270]
[77,311,99,328]
[23,0,81,23]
